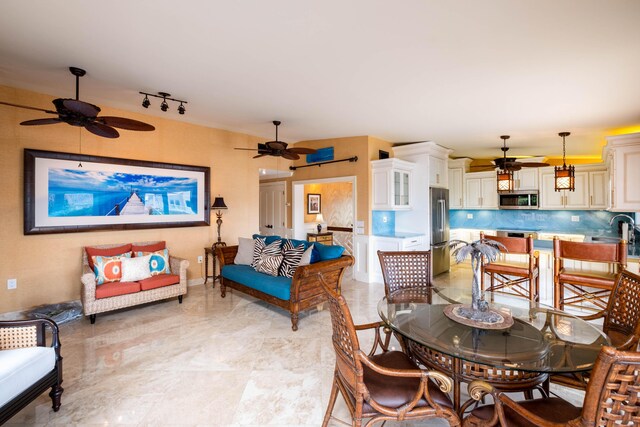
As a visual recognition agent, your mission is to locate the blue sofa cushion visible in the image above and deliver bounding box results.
[315,243,345,261]
[222,264,292,301]
[252,234,282,245]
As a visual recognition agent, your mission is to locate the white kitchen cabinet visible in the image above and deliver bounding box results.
[604,132,640,212]
[369,235,428,282]
[448,168,464,209]
[539,166,605,210]
[464,171,498,209]
[429,156,447,188]
[514,168,538,190]
[371,158,415,210]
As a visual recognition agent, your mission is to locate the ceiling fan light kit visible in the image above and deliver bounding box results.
[139,91,187,115]
[0,66,155,138]
[496,135,515,193]
[554,131,575,192]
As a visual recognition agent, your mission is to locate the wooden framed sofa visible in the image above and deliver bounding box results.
[217,241,354,331]
[80,241,189,323]
[0,318,63,425]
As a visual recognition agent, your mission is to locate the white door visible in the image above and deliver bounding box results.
[589,170,607,209]
[540,172,565,209]
[465,177,482,208]
[480,177,498,208]
[565,172,589,209]
[259,182,287,236]
[449,168,464,209]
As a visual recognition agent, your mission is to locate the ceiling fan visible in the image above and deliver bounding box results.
[235,120,317,160]
[0,66,155,138]
[471,135,549,171]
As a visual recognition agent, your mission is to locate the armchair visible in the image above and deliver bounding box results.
[0,318,63,425]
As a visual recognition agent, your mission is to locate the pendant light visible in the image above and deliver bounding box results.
[496,135,514,193]
[554,131,575,192]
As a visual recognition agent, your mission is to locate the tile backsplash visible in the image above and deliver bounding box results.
[450,209,636,235]
[372,210,396,235]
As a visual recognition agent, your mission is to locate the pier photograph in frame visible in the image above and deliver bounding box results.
[24,149,210,234]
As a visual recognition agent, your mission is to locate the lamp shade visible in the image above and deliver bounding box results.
[211,197,228,210]
[315,213,325,223]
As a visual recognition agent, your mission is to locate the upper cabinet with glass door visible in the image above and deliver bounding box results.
[371,158,416,210]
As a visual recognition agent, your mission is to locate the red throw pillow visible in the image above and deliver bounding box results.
[132,241,166,254]
[86,244,132,270]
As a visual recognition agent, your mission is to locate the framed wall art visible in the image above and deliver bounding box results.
[24,149,211,234]
[307,193,321,214]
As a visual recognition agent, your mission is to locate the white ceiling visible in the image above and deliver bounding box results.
[1,0,639,160]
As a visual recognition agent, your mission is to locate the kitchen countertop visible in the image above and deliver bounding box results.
[372,232,426,239]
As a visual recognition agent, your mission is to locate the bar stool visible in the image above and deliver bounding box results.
[480,232,540,301]
[553,237,627,312]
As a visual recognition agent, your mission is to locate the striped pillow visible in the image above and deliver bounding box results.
[255,254,283,276]
[279,240,306,278]
[251,238,266,268]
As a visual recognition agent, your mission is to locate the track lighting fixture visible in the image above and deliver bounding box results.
[139,91,188,115]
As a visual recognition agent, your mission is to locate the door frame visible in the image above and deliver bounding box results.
[291,176,357,241]
[259,181,287,236]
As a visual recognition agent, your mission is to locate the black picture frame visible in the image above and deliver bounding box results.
[24,149,211,235]
[307,193,321,214]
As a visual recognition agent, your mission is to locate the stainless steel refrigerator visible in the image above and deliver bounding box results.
[430,187,450,276]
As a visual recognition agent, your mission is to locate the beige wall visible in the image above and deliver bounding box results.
[263,135,393,233]
[0,85,281,313]
[303,182,353,227]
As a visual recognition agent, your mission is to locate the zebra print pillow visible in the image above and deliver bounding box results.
[252,238,282,269]
[279,240,306,278]
[255,254,283,276]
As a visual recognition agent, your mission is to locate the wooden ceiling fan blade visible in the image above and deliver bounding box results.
[516,162,550,167]
[98,116,155,131]
[235,147,270,152]
[20,118,63,126]
[85,122,119,138]
[281,151,300,160]
[253,154,268,159]
[288,147,317,154]
[0,100,57,115]
[61,99,100,117]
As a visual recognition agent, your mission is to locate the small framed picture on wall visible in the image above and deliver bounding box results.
[307,193,321,214]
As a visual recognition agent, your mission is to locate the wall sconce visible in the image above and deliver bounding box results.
[554,131,575,192]
[139,91,188,115]
[315,213,325,233]
[211,196,228,249]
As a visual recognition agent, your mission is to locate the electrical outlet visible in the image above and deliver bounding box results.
[382,216,388,223]
[467,213,473,219]
[197,256,203,264]
[7,278,17,290]
[571,215,580,222]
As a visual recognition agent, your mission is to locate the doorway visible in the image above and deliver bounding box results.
[259,181,287,237]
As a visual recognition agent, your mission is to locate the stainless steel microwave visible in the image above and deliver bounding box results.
[498,191,539,209]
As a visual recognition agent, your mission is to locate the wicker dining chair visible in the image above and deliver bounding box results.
[318,274,460,427]
[462,346,640,427]
[377,250,433,302]
[479,232,540,302]
[551,269,640,390]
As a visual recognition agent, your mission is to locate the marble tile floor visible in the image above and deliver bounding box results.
[7,265,584,426]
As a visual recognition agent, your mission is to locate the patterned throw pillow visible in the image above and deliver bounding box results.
[135,249,171,275]
[252,238,281,268]
[255,254,284,277]
[92,253,132,285]
[279,240,306,278]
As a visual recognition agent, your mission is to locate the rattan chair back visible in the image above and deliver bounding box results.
[377,250,432,297]
[602,269,640,350]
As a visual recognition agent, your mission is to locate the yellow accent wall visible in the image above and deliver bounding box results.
[0,85,282,314]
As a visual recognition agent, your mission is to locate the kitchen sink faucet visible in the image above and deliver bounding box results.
[609,214,637,245]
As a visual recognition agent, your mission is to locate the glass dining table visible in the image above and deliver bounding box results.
[378,287,610,413]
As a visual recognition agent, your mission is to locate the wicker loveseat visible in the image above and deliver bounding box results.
[81,241,189,323]
[217,244,354,331]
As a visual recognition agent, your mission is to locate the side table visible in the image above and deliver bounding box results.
[204,242,226,286]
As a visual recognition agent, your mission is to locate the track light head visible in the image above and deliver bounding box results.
[142,95,150,108]
[178,103,185,115]
[139,91,187,115]
[160,100,169,112]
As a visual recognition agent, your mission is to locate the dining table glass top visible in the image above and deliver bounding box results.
[378,287,610,373]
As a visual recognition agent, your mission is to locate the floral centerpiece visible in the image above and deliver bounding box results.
[445,238,513,329]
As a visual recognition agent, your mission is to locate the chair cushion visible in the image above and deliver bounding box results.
[222,264,292,301]
[362,351,453,412]
[138,274,180,291]
[558,268,616,289]
[469,397,581,427]
[0,347,55,407]
[95,281,141,299]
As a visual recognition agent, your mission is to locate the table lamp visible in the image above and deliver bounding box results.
[315,213,324,233]
[211,196,228,248]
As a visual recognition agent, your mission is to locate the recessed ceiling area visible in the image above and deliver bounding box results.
[0,0,639,160]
